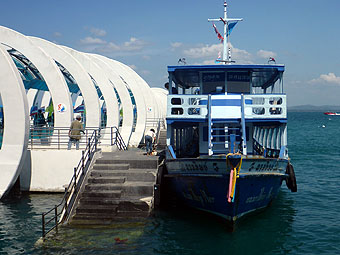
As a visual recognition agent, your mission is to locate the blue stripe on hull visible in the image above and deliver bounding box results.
[166,174,284,221]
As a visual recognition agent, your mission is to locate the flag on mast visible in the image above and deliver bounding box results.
[212,23,224,43]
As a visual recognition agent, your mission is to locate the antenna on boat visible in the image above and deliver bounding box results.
[208,1,243,64]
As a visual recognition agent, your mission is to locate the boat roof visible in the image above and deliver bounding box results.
[168,64,285,89]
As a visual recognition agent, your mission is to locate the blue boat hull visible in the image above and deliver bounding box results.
[164,157,288,222]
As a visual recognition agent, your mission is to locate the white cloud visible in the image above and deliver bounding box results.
[257,49,277,59]
[141,70,151,75]
[123,37,148,51]
[90,27,107,37]
[171,42,183,48]
[184,44,222,59]
[183,43,253,64]
[80,36,148,57]
[80,36,106,45]
[53,32,62,37]
[309,73,340,85]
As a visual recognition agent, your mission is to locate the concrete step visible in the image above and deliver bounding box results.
[76,205,118,214]
[78,197,150,211]
[96,158,158,169]
[84,182,154,196]
[84,183,123,191]
[87,176,126,184]
[93,163,129,170]
[81,190,122,199]
[121,182,155,197]
[90,170,156,182]
[72,211,150,220]
[70,213,151,225]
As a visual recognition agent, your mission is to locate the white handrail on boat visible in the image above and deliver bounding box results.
[167,95,209,119]
[166,94,286,120]
[244,94,287,119]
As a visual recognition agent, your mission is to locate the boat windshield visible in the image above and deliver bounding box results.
[168,64,284,95]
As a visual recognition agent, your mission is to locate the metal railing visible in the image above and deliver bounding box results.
[244,94,287,119]
[41,127,127,238]
[166,94,287,120]
[110,126,127,150]
[167,95,208,119]
[41,129,98,238]
[29,126,127,150]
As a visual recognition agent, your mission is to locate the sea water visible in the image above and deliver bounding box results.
[1,111,340,255]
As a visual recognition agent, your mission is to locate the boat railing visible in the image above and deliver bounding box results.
[167,94,286,120]
[167,95,208,119]
[244,94,287,119]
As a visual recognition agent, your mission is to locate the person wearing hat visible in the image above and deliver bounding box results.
[145,128,155,155]
[67,115,84,150]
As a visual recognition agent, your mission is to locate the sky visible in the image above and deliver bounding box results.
[1,0,340,106]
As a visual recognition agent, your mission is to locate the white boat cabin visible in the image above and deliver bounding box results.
[166,64,288,159]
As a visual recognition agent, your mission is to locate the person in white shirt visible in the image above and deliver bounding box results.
[145,129,155,155]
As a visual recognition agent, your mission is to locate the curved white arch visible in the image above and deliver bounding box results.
[26,89,36,109]
[0,45,29,198]
[61,46,120,143]
[0,26,72,128]
[115,61,160,122]
[87,54,134,144]
[29,37,101,128]
[91,55,146,146]
[151,87,168,119]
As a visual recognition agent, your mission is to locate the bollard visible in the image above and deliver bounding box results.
[55,206,58,233]
[42,213,45,238]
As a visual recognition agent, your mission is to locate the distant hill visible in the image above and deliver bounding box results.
[288,105,340,112]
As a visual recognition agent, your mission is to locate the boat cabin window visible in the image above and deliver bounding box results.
[201,72,225,94]
[226,72,250,94]
[200,71,251,95]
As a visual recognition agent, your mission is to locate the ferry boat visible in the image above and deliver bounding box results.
[163,1,297,224]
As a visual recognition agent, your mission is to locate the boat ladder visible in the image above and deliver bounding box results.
[209,120,243,155]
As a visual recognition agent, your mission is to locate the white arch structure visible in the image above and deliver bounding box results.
[0,25,167,197]
[0,26,73,128]
[90,55,144,146]
[0,45,29,198]
[61,46,120,129]
[87,54,134,144]
[29,37,101,128]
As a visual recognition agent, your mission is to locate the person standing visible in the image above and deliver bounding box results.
[145,129,155,155]
[68,115,84,150]
[34,109,46,138]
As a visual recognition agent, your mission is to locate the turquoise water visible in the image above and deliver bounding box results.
[1,112,340,254]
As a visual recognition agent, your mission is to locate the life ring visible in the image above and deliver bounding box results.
[285,163,297,192]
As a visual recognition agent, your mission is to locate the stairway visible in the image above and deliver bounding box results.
[210,120,243,155]
[69,150,159,225]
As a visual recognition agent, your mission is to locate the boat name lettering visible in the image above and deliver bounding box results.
[183,162,208,172]
[246,188,273,204]
[248,161,279,172]
[182,188,215,206]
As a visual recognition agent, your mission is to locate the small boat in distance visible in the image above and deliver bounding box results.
[324,112,340,116]
[162,1,297,225]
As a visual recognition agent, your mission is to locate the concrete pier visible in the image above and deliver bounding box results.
[69,149,159,225]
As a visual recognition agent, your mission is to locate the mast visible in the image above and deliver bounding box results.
[208,1,242,64]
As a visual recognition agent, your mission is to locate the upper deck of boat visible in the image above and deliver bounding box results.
[166,64,287,123]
